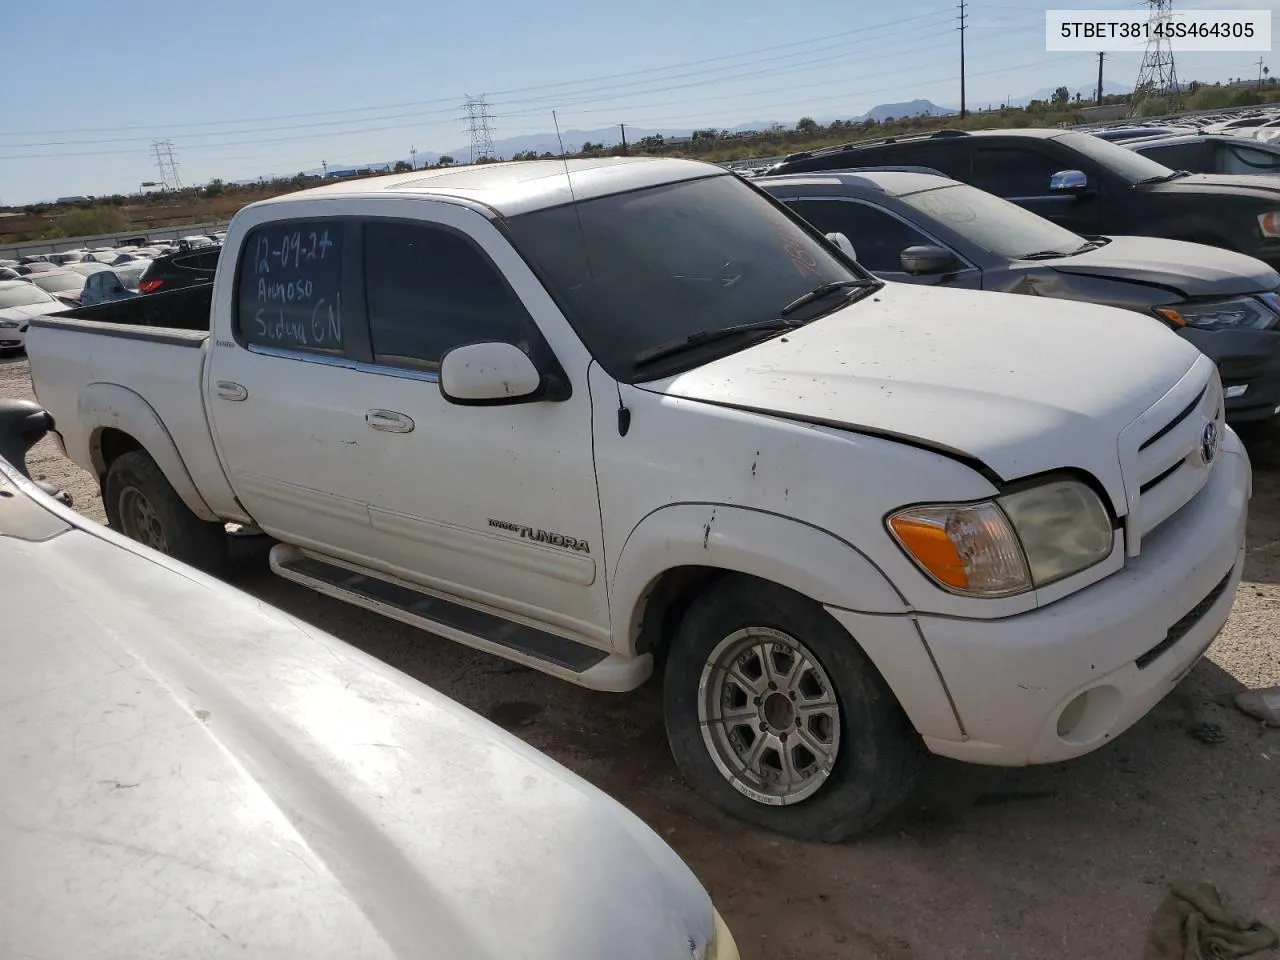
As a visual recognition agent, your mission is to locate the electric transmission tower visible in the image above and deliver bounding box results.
[151,140,183,190]
[1129,0,1180,117]
[463,95,497,164]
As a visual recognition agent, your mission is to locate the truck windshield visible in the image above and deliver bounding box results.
[1056,131,1177,184]
[503,174,871,381]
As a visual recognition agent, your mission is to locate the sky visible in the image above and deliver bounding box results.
[2,0,1277,204]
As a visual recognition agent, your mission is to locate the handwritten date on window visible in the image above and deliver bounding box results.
[241,224,343,350]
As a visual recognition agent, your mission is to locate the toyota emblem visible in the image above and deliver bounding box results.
[1201,420,1219,465]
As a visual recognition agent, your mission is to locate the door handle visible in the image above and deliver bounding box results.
[365,409,415,433]
[215,381,248,402]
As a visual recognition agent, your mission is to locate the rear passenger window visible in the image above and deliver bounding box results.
[236,220,345,354]
[363,221,535,371]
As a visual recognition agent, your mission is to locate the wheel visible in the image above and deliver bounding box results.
[104,450,227,575]
[663,575,925,842]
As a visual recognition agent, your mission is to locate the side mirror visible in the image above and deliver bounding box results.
[825,231,857,261]
[900,244,959,276]
[439,341,546,406]
[1049,169,1088,193]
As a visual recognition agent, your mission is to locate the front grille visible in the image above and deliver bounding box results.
[1135,568,1233,669]
[1119,360,1223,556]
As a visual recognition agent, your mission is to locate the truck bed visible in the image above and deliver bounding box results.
[25,285,242,523]
[55,282,212,330]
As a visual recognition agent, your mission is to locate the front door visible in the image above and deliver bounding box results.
[350,213,610,644]
[784,196,982,288]
[971,144,1102,234]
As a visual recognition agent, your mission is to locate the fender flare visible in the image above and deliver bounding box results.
[610,503,908,657]
[78,383,219,521]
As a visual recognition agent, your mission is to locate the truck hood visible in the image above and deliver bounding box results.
[648,283,1204,510]
[0,465,714,960]
[1048,234,1280,298]
[1146,170,1280,200]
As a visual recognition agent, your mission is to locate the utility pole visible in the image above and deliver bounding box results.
[957,0,968,119]
[1097,52,1106,105]
[1257,57,1268,88]
[619,123,628,155]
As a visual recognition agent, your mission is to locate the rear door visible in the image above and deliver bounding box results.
[205,216,387,562]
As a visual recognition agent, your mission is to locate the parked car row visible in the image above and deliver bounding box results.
[24,156,1251,845]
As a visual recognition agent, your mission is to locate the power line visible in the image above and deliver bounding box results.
[0,11,954,142]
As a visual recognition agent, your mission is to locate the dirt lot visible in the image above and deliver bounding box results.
[4,352,1279,959]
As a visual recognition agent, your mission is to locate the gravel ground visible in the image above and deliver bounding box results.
[4,351,1279,960]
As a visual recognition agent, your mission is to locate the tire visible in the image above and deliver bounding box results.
[104,450,227,575]
[663,575,925,842]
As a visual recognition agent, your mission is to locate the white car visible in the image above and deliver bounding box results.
[0,280,67,351]
[0,398,740,960]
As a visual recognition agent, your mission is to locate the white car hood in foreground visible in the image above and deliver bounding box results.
[0,466,714,959]
[651,283,1203,509]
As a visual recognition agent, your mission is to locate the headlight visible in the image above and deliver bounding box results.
[887,479,1114,597]
[1155,295,1279,331]
[0,320,18,329]
[1259,211,1280,237]
[702,910,741,960]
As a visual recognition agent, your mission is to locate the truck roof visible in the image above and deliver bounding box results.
[260,157,724,217]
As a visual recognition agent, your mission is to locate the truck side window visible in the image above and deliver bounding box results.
[236,220,345,355]
[971,148,1065,198]
[363,221,535,371]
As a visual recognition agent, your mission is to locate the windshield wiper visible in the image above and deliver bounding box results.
[632,317,806,368]
[1018,240,1101,261]
[1137,169,1191,185]
[780,279,874,316]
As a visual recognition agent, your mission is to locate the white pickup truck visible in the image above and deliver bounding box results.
[27,157,1252,841]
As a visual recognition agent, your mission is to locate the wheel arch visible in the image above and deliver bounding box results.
[80,383,219,521]
[612,503,908,661]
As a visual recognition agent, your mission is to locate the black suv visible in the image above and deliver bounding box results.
[765,128,1280,269]
[136,246,221,296]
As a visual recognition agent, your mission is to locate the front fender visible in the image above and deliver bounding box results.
[611,503,908,654]
[611,503,965,741]
[79,383,219,521]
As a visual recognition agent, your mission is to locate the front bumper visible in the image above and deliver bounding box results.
[914,427,1250,766]
[0,323,25,350]
[1180,326,1280,422]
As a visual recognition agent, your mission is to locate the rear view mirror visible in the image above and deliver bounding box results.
[439,341,545,406]
[1049,169,1088,193]
[900,244,959,276]
[825,232,857,261]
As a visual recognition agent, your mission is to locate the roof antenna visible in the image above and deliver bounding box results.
[553,111,631,437]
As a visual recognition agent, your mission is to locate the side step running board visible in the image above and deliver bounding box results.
[269,544,651,692]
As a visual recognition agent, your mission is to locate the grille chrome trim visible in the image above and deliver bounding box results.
[1117,357,1222,558]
